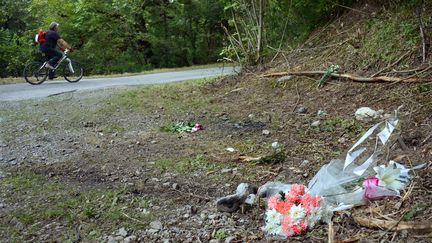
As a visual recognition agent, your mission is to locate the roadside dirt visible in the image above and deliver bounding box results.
[0,73,431,242]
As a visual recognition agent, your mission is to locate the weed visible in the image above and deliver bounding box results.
[215,228,227,240]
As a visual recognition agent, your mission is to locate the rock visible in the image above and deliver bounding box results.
[162,182,170,187]
[317,110,327,117]
[147,229,159,234]
[124,235,137,243]
[216,183,257,212]
[149,220,163,231]
[355,107,379,121]
[114,236,124,241]
[271,141,280,149]
[277,75,292,82]
[225,147,235,152]
[0,203,5,208]
[311,120,321,127]
[300,160,310,167]
[107,236,117,243]
[150,140,157,144]
[117,227,128,237]
[221,168,233,173]
[225,236,236,243]
[296,106,307,114]
[262,129,270,136]
[209,240,221,243]
[248,114,255,119]
[245,194,256,205]
[162,239,170,243]
[172,183,179,190]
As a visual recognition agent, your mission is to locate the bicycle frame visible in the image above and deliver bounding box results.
[41,49,75,73]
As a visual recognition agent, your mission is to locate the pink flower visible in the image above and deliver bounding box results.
[292,220,308,234]
[281,217,295,237]
[363,176,379,188]
[276,201,293,214]
[286,191,300,203]
[290,184,305,196]
[267,196,279,209]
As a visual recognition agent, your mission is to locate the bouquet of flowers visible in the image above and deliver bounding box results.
[263,184,324,237]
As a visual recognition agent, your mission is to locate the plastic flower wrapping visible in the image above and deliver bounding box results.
[262,117,425,238]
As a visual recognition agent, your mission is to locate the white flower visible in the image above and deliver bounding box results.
[265,208,282,224]
[374,164,405,192]
[289,204,306,222]
[263,220,282,236]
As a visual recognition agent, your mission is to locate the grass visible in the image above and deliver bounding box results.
[0,172,157,242]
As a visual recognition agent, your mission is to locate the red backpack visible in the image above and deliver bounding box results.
[35,31,46,44]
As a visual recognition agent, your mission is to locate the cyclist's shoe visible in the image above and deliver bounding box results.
[45,63,55,70]
[48,75,57,80]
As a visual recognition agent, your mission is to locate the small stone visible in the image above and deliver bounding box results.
[0,203,5,208]
[183,214,190,219]
[117,227,128,237]
[338,137,346,143]
[277,75,292,82]
[262,129,270,135]
[114,236,124,241]
[317,110,327,117]
[296,106,307,114]
[221,168,232,173]
[162,240,170,243]
[149,220,163,230]
[225,147,235,152]
[209,240,221,243]
[311,120,321,127]
[208,214,218,220]
[150,140,157,144]
[225,236,236,243]
[271,141,280,149]
[124,235,137,243]
[172,183,179,190]
[107,236,117,243]
[248,114,255,119]
[303,173,308,177]
[147,229,159,234]
[162,182,170,187]
[300,160,310,167]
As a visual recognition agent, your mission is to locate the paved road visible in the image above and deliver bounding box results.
[0,67,237,101]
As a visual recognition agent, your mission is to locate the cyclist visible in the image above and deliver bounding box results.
[40,22,73,79]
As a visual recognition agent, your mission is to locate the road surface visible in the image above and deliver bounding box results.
[0,67,237,101]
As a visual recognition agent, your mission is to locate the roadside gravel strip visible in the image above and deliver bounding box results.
[0,67,237,101]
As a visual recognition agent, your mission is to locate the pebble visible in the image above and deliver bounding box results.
[107,236,117,243]
[262,129,270,135]
[277,75,292,82]
[311,120,321,127]
[150,140,157,144]
[317,110,327,117]
[271,141,280,149]
[300,160,310,167]
[117,227,128,237]
[225,147,235,152]
[296,106,307,114]
[209,240,221,243]
[162,182,170,187]
[225,236,236,243]
[114,236,124,241]
[124,235,137,243]
[0,203,5,208]
[150,220,163,230]
[221,168,232,173]
[172,183,179,190]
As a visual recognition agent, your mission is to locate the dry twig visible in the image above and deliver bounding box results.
[261,70,431,83]
[353,216,432,233]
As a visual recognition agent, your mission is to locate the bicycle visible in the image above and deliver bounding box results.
[23,49,84,85]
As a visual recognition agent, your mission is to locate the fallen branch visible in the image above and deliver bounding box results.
[371,49,413,77]
[353,216,432,233]
[261,71,431,83]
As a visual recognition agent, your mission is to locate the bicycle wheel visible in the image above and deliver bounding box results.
[23,61,48,85]
[63,60,84,83]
